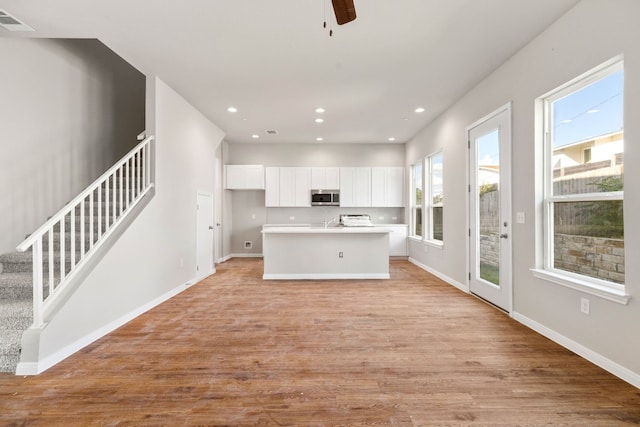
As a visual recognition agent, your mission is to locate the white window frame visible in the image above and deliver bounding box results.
[426,151,444,246]
[410,161,423,239]
[531,58,629,304]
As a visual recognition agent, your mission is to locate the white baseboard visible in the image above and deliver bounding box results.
[513,311,640,389]
[229,253,263,258]
[408,257,469,293]
[16,279,196,375]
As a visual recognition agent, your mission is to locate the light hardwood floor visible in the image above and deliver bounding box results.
[1,258,639,426]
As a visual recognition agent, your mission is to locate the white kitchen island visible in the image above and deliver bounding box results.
[261,226,390,280]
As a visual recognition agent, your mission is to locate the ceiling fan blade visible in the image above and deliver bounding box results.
[331,0,356,25]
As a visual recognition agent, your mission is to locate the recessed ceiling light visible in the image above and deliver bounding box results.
[315,108,325,113]
[316,137,324,142]
[388,137,396,142]
[251,134,260,139]
[414,107,425,113]
[402,117,410,121]
[315,118,324,123]
[561,119,572,124]
[587,109,599,114]
[227,107,238,113]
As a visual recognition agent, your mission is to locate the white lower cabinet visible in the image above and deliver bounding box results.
[382,224,409,256]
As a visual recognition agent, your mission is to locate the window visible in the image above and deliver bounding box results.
[538,59,625,298]
[411,161,423,238]
[427,152,443,242]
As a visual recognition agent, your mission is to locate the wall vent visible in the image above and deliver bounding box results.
[0,10,35,32]
[265,130,278,135]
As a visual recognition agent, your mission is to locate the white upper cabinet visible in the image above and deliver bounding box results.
[371,167,404,207]
[266,167,311,207]
[340,167,371,207]
[311,167,340,190]
[224,165,265,190]
[265,167,280,207]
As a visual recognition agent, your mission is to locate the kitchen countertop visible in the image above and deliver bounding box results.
[261,226,391,234]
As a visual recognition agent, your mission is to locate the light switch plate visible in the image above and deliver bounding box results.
[516,211,525,224]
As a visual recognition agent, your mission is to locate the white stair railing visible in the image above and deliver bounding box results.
[17,135,154,327]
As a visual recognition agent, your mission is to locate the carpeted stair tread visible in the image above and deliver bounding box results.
[0,273,33,300]
[0,329,23,373]
[0,250,83,274]
[0,300,32,326]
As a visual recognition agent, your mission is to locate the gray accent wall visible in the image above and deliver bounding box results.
[0,38,145,255]
[406,0,640,383]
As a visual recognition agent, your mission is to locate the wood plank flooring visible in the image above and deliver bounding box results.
[1,258,639,426]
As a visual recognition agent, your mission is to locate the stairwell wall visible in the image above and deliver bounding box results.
[34,77,225,370]
[0,38,145,255]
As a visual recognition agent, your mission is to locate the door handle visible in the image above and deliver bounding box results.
[209,226,214,230]
[499,233,508,239]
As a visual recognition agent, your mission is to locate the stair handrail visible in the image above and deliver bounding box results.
[16,135,154,327]
[16,136,154,252]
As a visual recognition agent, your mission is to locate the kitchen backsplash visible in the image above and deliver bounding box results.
[266,206,405,225]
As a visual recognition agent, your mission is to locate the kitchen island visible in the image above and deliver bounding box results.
[261,226,390,280]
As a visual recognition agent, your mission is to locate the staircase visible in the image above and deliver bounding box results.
[0,135,153,374]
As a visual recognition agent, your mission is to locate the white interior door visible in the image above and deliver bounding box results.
[468,104,512,311]
[197,192,214,279]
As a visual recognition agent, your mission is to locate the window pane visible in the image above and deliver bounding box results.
[477,130,500,286]
[412,162,423,237]
[553,200,624,284]
[551,70,624,196]
[430,153,443,241]
[415,207,422,237]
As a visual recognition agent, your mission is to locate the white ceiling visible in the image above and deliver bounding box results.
[0,0,580,144]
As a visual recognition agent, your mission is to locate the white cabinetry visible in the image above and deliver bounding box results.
[339,167,371,207]
[311,167,340,190]
[265,167,311,207]
[265,167,280,207]
[371,167,404,207]
[224,165,265,190]
[383,224,409,256]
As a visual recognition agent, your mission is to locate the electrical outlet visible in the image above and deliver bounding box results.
[516,211,526,224]
[580,297,590,315]
[251,213,256,220]
[289,216,295,220]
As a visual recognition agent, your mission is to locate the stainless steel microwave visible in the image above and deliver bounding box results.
[311,190,340,206]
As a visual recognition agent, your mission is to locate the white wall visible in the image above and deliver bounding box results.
[37,77,225,365]
[406,0,640,383]
[0,38,145,255]
[224,142,406,256]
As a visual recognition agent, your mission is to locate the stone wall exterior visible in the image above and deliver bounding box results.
[554,234,625,284]
[479,232,500,268]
